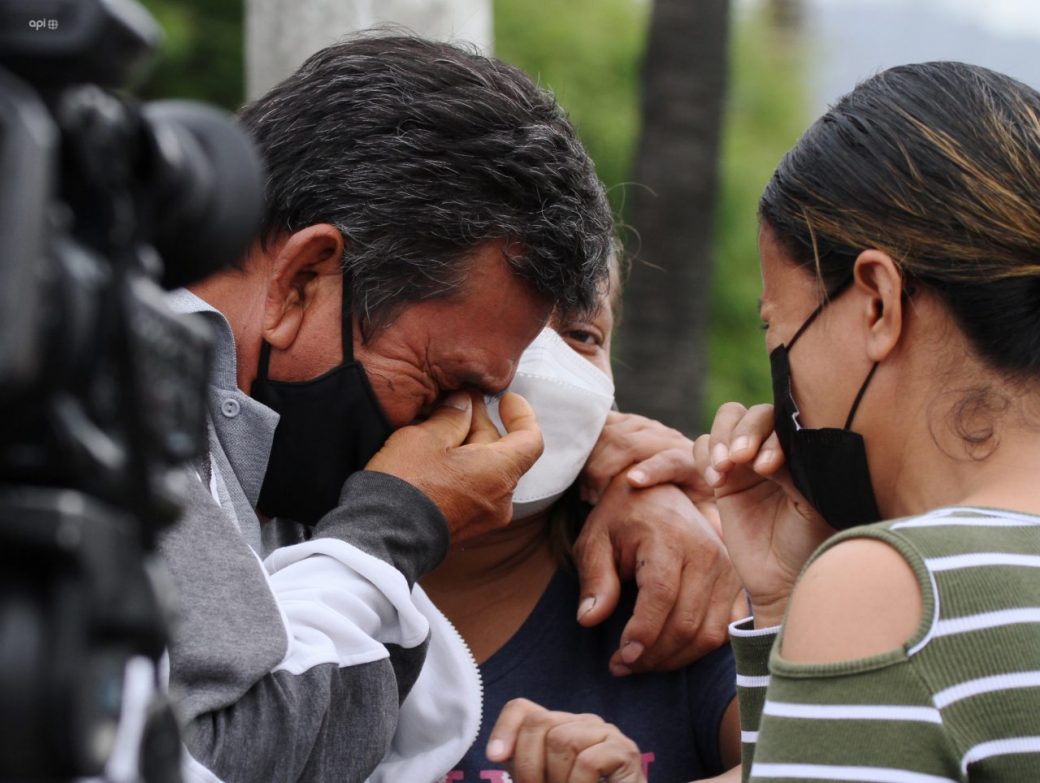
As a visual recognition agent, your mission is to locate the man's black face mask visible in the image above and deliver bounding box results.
[251,273,393,525]
[769,277,882,531]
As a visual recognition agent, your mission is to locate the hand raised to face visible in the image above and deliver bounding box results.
[692,401,833,628]
[365,390,543,542]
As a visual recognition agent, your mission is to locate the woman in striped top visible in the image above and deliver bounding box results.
[482,60,1040,783]
[693,61,1040,782]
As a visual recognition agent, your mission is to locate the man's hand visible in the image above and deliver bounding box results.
[487,698,646,783]
[365,390,542,543]
[572,475,743,675]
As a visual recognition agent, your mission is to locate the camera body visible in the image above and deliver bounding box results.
[0,0,264,778]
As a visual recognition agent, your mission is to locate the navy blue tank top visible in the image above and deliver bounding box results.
[443,567,736,782]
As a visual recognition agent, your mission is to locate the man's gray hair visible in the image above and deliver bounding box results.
[238,34,615,336]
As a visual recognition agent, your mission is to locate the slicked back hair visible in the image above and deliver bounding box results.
[760,61,1040,382]
[238,35,614,337]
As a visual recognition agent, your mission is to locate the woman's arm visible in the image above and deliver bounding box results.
[743,537,952,782]
[781,537,922,663]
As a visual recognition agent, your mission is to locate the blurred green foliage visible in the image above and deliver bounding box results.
[135,0,243,109]
[705,14,808,422]
[496,1,808,428]
[132,0,807,429]
[494,0,649,216]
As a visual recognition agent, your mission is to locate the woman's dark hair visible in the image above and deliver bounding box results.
[238,34,614,337]
[760,61,1040,381]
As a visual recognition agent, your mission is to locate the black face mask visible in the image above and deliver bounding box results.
[251,273,393,525]
[769,279,882,530]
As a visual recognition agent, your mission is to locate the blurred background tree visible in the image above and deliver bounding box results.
[136,0,243,108]
[497,0,807,432]
[612,0,729,435]
[135,0,807,432]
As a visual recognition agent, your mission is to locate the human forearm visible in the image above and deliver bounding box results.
[182,655,411,783]
[164,471,449,781]
[315,470,451,585]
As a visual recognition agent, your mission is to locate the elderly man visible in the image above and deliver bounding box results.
[163,36,737,783]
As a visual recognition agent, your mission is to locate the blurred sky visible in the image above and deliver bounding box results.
[740,0,1040,115]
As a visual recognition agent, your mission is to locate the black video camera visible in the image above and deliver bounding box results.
[0,0,264,779]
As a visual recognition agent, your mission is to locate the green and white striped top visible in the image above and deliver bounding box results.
[731,506,1040,782]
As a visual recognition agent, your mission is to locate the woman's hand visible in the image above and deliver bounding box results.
[486,698,647,783]
[579,412,698,504]
[693,402,834,628]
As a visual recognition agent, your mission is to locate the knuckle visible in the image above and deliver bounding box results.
[573,754,598,776]
[584,463,610,485]
[649,507,686,532]
[571,528,600,559]
[692,539,725,570]
[622,413,651,429]
[503,697,536,714]
[607,724,641,754]
[641,576,678,604]
[663,446,692,466]
[717,401,748,418]
[673,609,705,640]
[529,707,561,730]
[697,623,729,651]
[615,432,636,455]
[663,424,686,441]
[544,723,580,753]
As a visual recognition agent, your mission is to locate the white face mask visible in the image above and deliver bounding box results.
[487,327,615,520]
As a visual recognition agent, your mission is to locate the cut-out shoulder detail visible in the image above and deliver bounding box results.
[780,538,923,664]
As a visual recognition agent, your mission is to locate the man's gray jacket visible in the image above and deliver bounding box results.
[160,290,481,783]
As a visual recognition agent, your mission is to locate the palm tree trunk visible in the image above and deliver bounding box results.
[616,0,730,435]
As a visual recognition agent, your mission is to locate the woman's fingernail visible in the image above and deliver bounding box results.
[712,443,729,467]
[620,640,644,664]
[487,739,507,760]
[610,662,632,677]
[628,469,647,485]
[732,436,750,454]
[705,465,723,486]
[754,449,775,470]
[578,596,596,620]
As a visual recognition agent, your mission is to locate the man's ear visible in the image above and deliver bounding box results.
[262,224,344,350]
[853,249,904,363]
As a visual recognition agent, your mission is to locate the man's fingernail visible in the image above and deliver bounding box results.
[711,443,729,467]
[705,465,723,487]
[620,640,644,664]
[443,391,471,411]
[486,739,507,760]
[587,490,600,505]
[610,662,632,677]
[628,469,647,485]
[732,436,750,454]
[578,596,596,620]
